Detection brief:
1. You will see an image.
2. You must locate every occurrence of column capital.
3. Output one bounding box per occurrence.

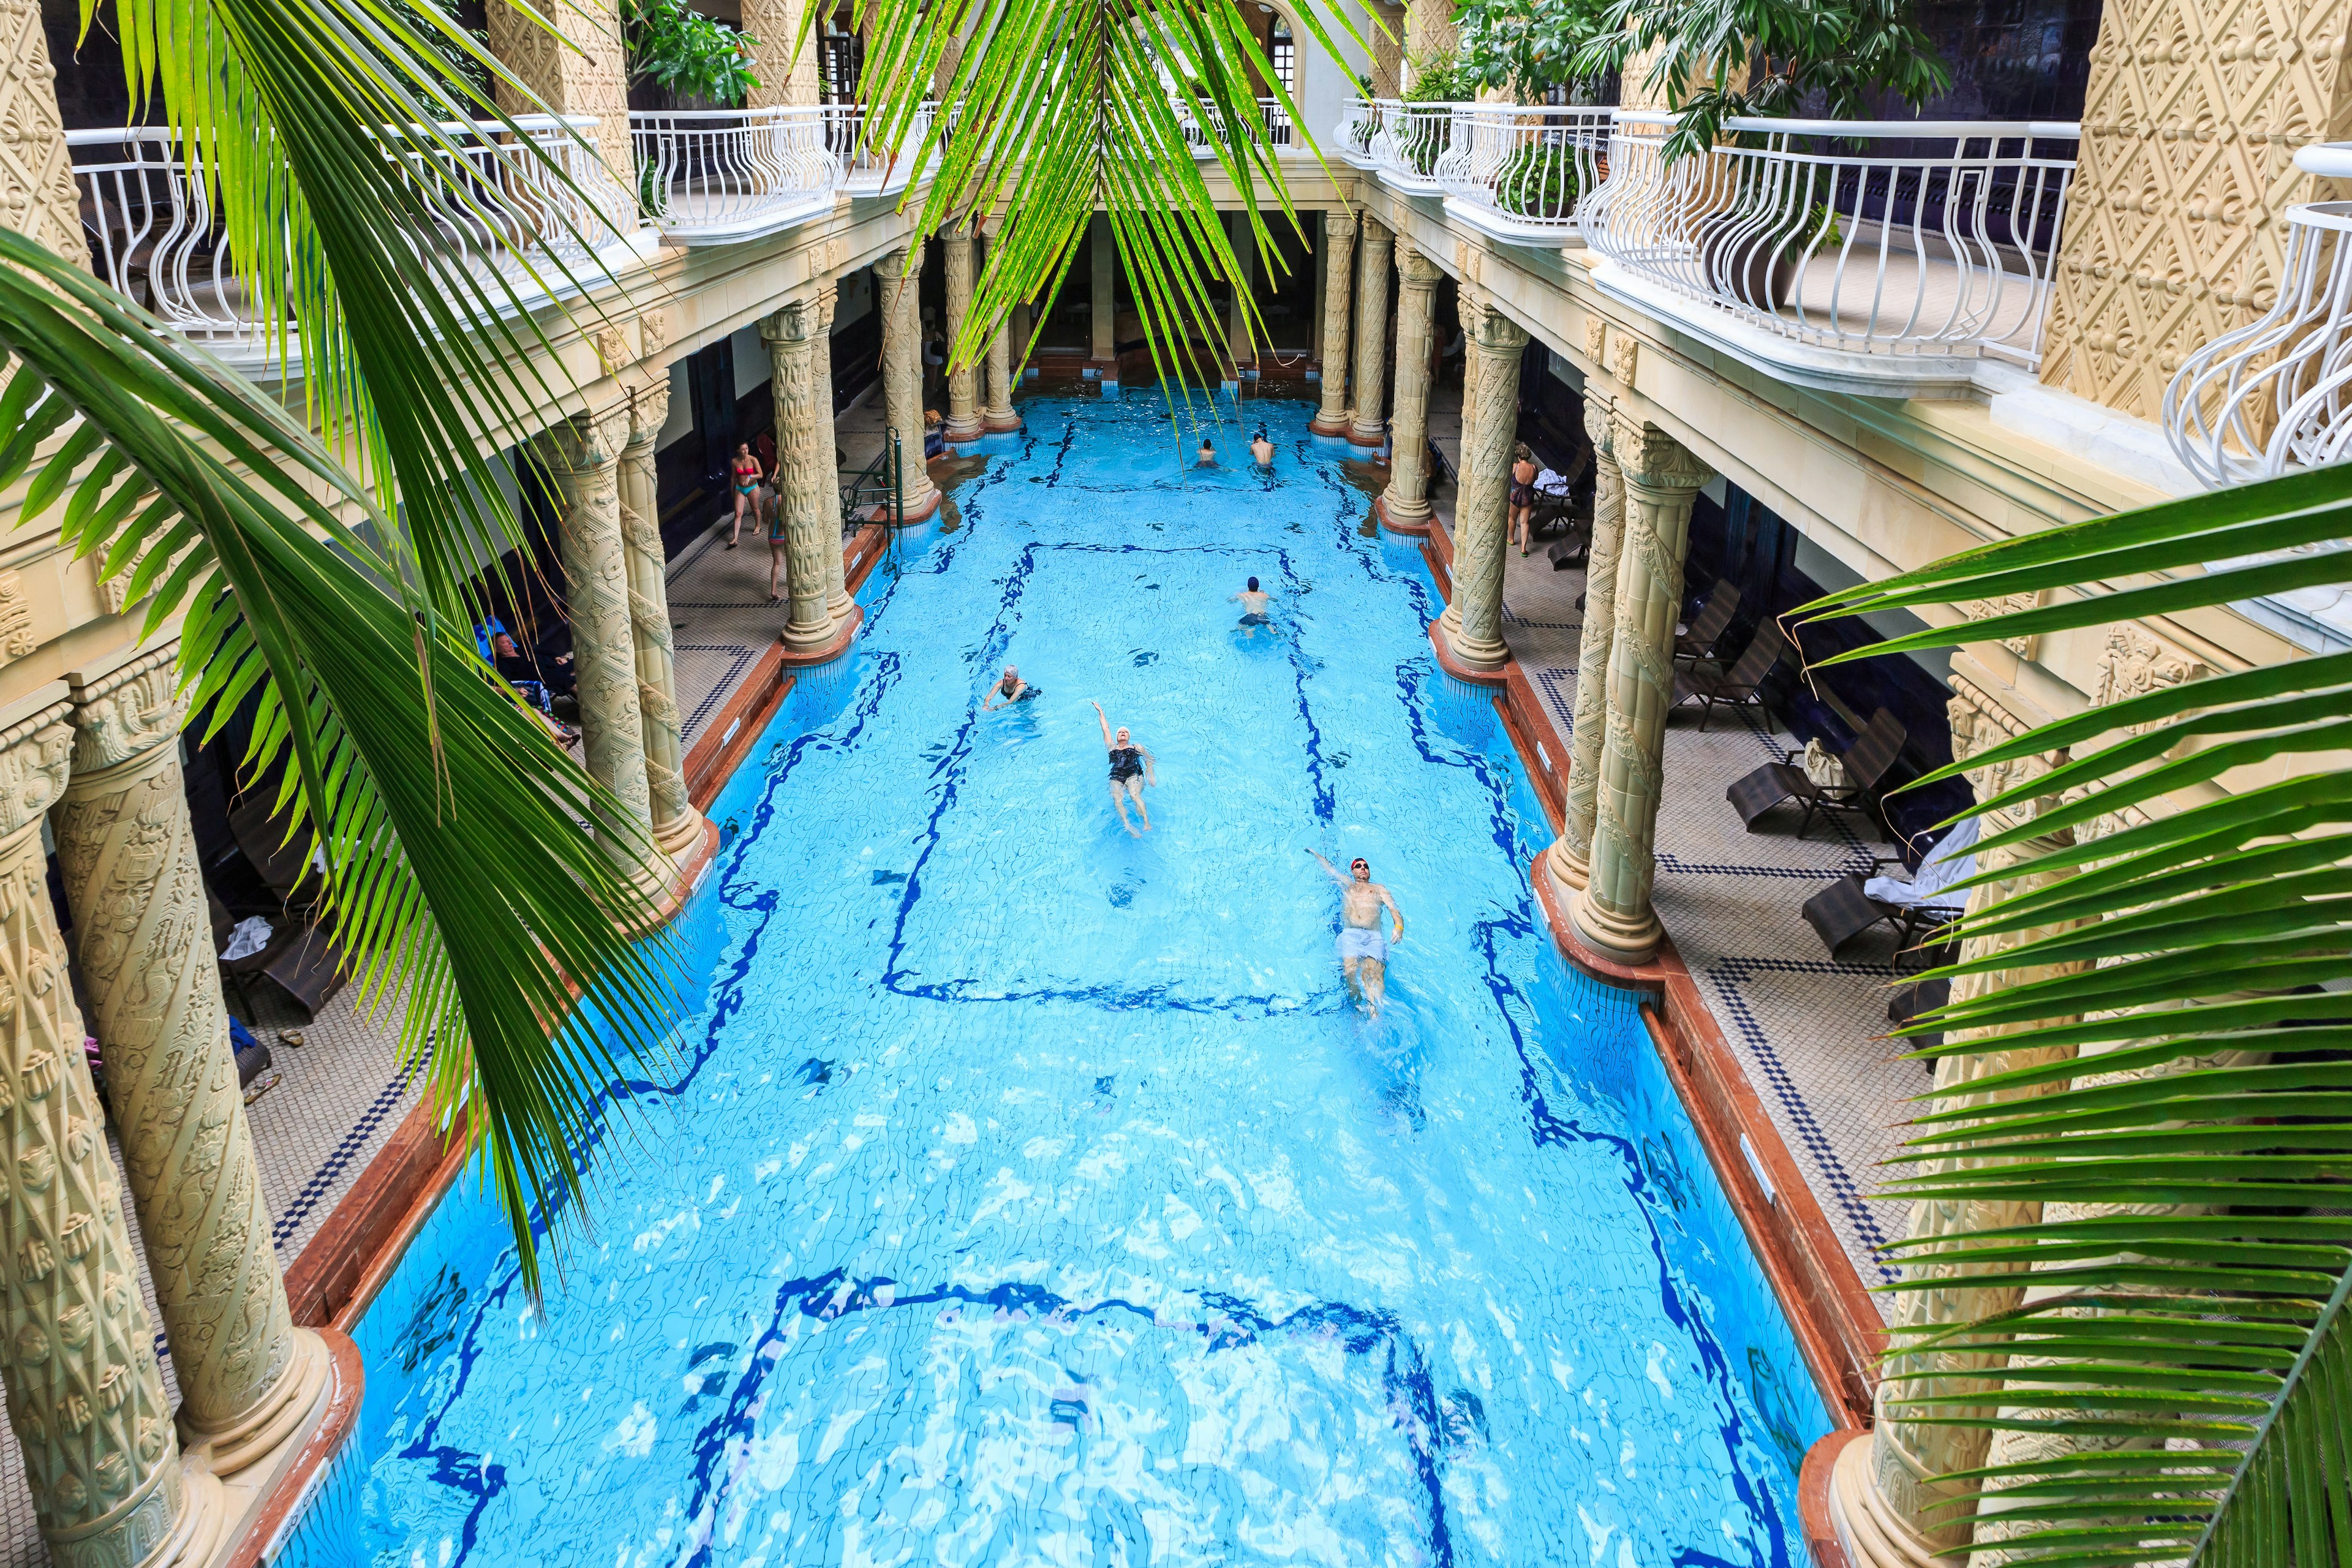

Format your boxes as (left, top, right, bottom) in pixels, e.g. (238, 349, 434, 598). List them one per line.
(1608, 415, 1710, 492)
(0, 701, 74, 840)
(1474, 301, 1529, 354)
(1358, 214, 1392, 247)
(761, 297, 824, 345)
(625, 380, 670, 451)
(815, 279, 839, 328)
(1581, 387, 1616, 458)
(64, 643, 183, 777)
(1396, 241, 1444, 288)
(545, 408, 631, 473)
(1325, 206, 1357, 241)
(880, 244, 924, 280)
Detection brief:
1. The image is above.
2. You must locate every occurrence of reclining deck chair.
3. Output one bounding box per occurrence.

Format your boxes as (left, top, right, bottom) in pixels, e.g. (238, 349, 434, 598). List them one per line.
(1800, 816, 1978, 965)
(1671, 621, 1786, 730)
(1673, 581, 1743, 664)
(1727, 706, 1908, 840)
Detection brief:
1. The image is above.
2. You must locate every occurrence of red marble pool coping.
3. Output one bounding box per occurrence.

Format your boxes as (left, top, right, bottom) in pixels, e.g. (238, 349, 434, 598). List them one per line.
(219, 1329, 364, 1568)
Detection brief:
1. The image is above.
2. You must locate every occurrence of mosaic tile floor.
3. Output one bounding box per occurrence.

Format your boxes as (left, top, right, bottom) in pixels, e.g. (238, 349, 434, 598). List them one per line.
(1425, 476, 1916, 1306)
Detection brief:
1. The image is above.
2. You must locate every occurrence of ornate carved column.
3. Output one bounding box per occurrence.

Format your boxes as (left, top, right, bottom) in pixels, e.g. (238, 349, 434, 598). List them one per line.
(1310, 209, 1357, 436)
(1349, 217, 1395, 447)
(1831, 684, 2090, 1568)
(1226, 211, 1257, 375)
(1568, 417, 1711, 963)
(53, 648, 332, 1480)
(809, 282, 854, 627)
(1457, 293, 1483, 494)
(1546, 388, 1626, 897)
(742, 0, 821, 106)
(0, 0, 92, 269)
(618, 387, 704, 861)
(0, 701, 225, 1567)
(941, 225, 984, 440)
(546, 412, 665, 892)
(879, 246, 941, 523)
(488, 0, 633, 228)
(982, 235, 1021, 432)
(1379, 240, 1442, 531)
(1437, 296, 1527, 673)
(1090, 216, 1116, 366)
(763, 301, 840, 655)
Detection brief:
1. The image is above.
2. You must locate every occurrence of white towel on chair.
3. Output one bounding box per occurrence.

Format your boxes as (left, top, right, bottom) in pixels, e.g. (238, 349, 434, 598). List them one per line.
(1864, 818, 1980, 911)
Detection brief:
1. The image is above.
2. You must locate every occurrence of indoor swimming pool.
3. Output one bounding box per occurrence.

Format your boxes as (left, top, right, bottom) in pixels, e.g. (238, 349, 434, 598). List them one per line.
(308, 396, 1830, 1567)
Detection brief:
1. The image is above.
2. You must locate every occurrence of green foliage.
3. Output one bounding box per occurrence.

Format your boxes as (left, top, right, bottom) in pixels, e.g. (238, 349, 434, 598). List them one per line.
(1401, 52, 1475, 104)
(625, 0, 759, 107)
(804, 0, 1366, 427)
(1574, 0, 1950, 159)
(1801, 462, 2352, 1566)
(64, 0, 677, 1298)
(1494, 140, 1577, 218)
(1456, 0, 1615, 104)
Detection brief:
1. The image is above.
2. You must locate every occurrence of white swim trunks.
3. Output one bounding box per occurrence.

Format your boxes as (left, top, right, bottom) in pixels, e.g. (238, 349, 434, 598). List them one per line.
(1335, 926, 1389, 963)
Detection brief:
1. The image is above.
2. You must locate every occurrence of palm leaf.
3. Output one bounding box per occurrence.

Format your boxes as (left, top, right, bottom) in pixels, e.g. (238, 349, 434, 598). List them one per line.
(813, 0, 1371, 424)
(1799, 462, 2352, 1566)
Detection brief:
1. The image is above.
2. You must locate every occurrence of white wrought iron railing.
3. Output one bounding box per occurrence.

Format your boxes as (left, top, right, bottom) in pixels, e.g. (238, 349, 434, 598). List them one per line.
(1338, 98, 1382, 165)
(2164, 145, 2352, 488)
(823, 100, 937, 194)
(1581, 113, 2078, 366)
(1436, 104, 1613, 238)
(1172, 97, 1297, 154)
(631, 107, 840, 241)
(1368, 99, 1464, 194)
(67, 115, 622, 356)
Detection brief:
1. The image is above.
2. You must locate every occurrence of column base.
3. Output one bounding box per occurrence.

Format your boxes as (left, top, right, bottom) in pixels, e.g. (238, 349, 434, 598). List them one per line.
(1803, 1431, 1871, 1568)
(1308, 413, 1352, 438)
(1430, 619, 1510, 683)
(941, 413, 986, 442)
(652, 802, 709, 865)
(1544, 834, 1590, 897)
(146, 1468, 228, 1568)
(181, 1329, 335, 1481)
(981, 409, 1023, 432)
(1831, 1433, 1948, 1568)
(1568, 884, 1663, 968)
(648, 815, 720, 928)
(1374, 492, 1431, 536)
(873, 486, 942, 527)
(779, 603, 863, 666)
(1347, 423, 1387, 448)
(192, 1330, 358, 1568)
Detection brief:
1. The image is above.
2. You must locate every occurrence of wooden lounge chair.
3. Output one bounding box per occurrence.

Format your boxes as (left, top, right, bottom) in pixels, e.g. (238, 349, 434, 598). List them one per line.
(1672, 621, 1785, 730)
(1726, 706, 1907, 839)
(1673, 581, 1742, 664)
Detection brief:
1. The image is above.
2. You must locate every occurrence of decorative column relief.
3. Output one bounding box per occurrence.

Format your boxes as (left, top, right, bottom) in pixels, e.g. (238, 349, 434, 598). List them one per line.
(1439, 297, 1528, 672)
(2038, 0, 2352, 421)
(1832, 679, 2091, 1568)
(0, 0, 92, 270)
(1089, 217, 1116, 364)
(742, 0, 822, 105)
(1380, 241, 1443, 529)
(619, 386, 703, 859)
(941, 226, 984, 440)
(982, 229, 1021, 431)
(880, 247, 942, 523)
(487, 0, 633, 228)
(1226, 212, 1257, 374)
(810, 282, 855, 627)
(546, 412, 665, 893)
(1547, 390, 1626, 897)
(53, 647, 330, 1479)
(1569, 417, 1712, 964)
(1348, 217, 1395, 447)
(763, 302, 839, 654)
(1311, 209, 1357, 435)
(0, 703, 224, 1568)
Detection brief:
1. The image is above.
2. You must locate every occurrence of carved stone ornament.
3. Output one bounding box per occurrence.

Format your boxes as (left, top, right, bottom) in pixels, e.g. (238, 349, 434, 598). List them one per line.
(639, 308, 670, 358)
(625, 380, 671, 450)
(2095, 623, 2208, 712)
(0, 572, 36, 665)
(1584, 313, 1607, 365)
(1607, 413, 1710, 494)
(1611, 331, 1640, 390)
(592, 323, 633, 373)
(1965, 589, 2051, 660)
(64, 646, 183, 775)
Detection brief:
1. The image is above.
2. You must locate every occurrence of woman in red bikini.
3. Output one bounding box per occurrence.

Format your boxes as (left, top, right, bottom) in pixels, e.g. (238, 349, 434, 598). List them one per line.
(728, 442, 767, 549)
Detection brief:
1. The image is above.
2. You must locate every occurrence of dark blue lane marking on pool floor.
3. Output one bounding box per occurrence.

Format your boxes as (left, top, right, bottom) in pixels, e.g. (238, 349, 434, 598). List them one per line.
(372, 400, 1798, 1568)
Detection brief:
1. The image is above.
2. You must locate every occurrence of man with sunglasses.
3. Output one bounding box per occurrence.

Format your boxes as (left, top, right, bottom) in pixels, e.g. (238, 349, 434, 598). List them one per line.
(1308, 849, 1406, 1016)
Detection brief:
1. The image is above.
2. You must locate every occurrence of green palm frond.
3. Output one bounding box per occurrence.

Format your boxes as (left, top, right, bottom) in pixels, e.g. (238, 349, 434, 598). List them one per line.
(811, 0, 1370, 418)
(1800, 464, 2352, 1567)
(1, 228, 675, 1300)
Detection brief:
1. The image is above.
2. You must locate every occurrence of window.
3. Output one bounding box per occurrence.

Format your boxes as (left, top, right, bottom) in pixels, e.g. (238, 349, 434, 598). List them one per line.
(1270, 19, 1294, 95)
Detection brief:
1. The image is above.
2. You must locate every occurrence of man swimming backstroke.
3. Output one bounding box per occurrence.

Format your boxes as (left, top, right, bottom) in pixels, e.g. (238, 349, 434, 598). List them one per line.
(1309, 850, 1405, 1014)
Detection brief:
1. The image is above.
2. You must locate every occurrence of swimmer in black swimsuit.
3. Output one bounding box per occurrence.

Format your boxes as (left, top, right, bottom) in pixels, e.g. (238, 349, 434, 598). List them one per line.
(1229, 576, 1274, 639)
(1091, 700, 1158, 835)
(981, 663, 1039, 710)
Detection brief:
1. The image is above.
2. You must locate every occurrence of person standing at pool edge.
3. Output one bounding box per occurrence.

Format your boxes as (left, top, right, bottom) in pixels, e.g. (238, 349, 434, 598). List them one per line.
(1092, 701, 1158, 835)
(1310, 850, 1405, 1014)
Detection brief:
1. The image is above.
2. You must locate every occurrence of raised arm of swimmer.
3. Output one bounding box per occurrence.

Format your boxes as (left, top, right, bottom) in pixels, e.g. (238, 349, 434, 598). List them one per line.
(1308, 848, 1349, 888)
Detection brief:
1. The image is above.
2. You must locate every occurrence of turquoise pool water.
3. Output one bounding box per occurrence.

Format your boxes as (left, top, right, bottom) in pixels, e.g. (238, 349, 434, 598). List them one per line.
(313, 395, 1829, 1567)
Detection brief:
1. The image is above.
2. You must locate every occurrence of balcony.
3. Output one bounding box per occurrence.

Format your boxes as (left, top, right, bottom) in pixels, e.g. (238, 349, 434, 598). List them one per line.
(1176, 99, 1299, 156)
(1580, 113, 2079, 398)
(1339, 99, 1613, 244)
(632, 107, 840, 243)
(824, 102, 935, 197)
(67, 116, 639, 366)
(2164, 145, 2352, 489)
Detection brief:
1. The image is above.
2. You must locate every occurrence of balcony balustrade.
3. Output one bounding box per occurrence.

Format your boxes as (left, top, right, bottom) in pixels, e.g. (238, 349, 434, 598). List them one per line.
(824, 102, 936, 195)
(1438, 104, 1612, 243)
(631, 107, 840, 242)
(1580, 113, 2078, 390)
(1175, 98, 1296, 154)
(2164, 145, 2352, 489)
(1338, 98, 1383, 166)
(67, 115, 628, 362)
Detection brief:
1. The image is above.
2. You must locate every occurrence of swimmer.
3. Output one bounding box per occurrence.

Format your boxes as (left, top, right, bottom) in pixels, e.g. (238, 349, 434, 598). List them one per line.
(981, 663, 1039, 710)
(1251, 431, 1275, 469)
(1308, 849, 1405, 1014)
(1091, 701, 1158, 835)
(1197, 438, 1216, 467)
(1229, 576, 1274, 638)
